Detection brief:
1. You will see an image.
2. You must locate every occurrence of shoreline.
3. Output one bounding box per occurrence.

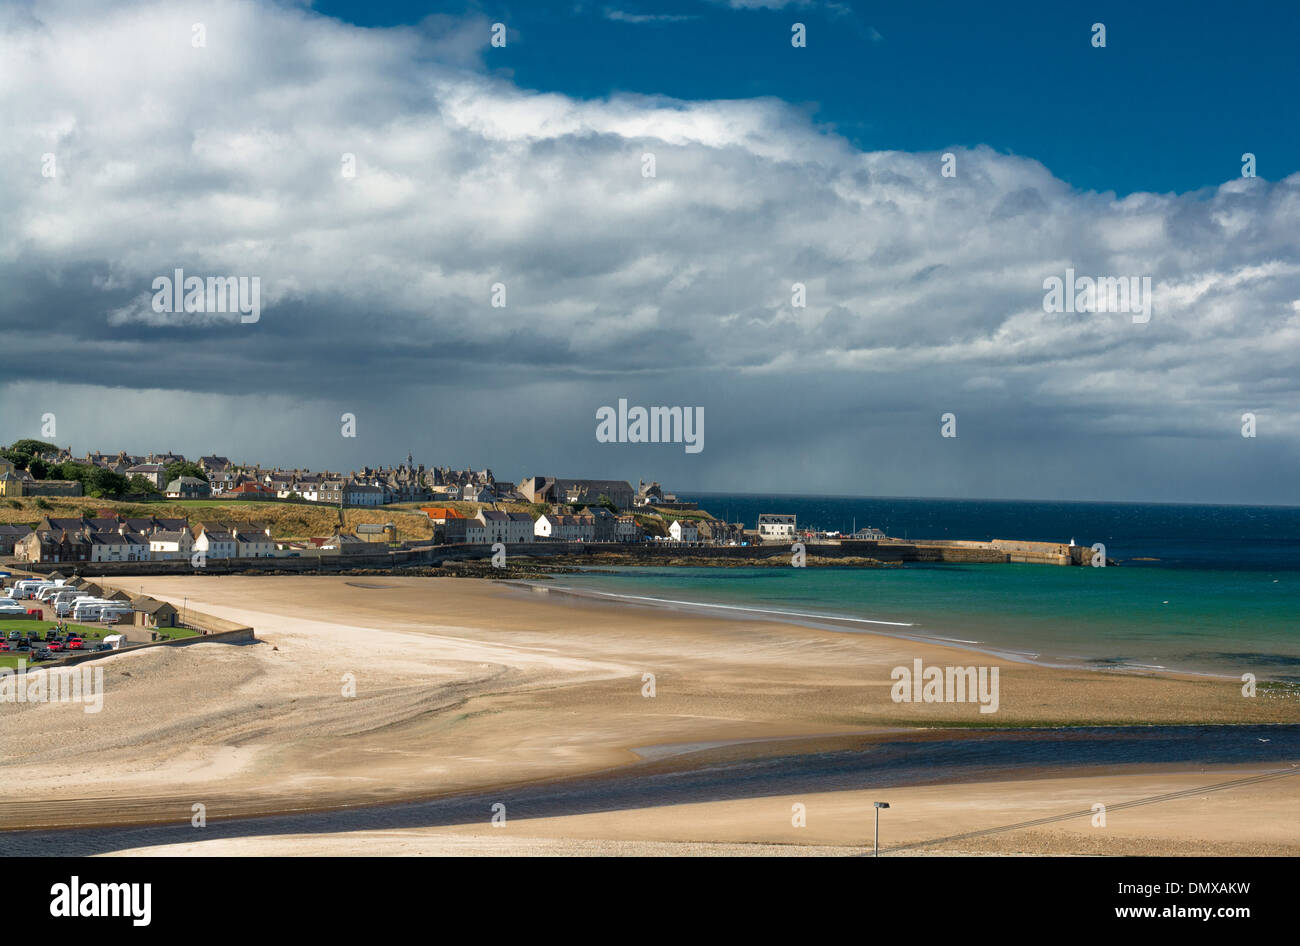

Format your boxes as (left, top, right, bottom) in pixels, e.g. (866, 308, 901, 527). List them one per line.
(513, 578, 1276, 684)
(3, 575, 1297, 853)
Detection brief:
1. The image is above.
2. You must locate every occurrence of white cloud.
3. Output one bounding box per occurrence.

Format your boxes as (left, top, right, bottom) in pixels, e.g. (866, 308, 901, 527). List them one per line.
(1, 0, 1297, 500)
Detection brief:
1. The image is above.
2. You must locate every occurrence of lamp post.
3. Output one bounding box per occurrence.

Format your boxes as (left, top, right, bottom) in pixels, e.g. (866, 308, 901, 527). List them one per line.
(873, 801, 890, 857)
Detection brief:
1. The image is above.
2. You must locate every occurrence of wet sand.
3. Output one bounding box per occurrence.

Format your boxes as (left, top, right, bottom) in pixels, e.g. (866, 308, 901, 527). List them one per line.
(2, 576, 1297, 854)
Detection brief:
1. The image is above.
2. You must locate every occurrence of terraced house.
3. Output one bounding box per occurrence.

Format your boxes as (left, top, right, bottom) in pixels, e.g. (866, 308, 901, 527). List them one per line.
(193, 526, 236, 559)
(476, 509, 535, 544)
(148, 529, 193, 560)
(87, 531, 150, 562)
(16, 530, 91, 564)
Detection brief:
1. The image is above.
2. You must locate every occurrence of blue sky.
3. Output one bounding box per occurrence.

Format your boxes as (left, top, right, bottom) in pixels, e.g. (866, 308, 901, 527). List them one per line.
(315, 0, 1300, 196)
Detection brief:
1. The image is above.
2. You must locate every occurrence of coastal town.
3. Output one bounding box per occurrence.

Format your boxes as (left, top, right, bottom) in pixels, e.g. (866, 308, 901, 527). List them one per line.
(0, 440, 779, 562)
(0, 440, 1097, 570)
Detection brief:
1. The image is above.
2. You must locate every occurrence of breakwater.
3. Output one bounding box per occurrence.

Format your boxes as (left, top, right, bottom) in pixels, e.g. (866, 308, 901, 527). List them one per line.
(2, 536, 1098, 578)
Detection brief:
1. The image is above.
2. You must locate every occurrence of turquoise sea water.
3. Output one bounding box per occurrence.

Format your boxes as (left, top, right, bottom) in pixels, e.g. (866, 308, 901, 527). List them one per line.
(551, 496, 1300, 680)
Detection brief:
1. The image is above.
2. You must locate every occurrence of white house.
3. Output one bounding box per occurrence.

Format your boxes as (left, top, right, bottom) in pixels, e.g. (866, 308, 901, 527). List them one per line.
(615, 515, 641, 543)
(125, 463, 167, 489)
(345, 483, 385, 506)
(87, 531, 151, 562)
(506, 511, 535, 542)
(234, 528, 276, 558)
(669, 520, 699, 543)
(476, 510, 535, 544)
(464, 519, 488, 544)
(193, 528, 236, 559)
(149, 529, 193, 560)
(757, 513, 797, 541)
(534, 513, 560, 540)
(165, 476, 210, 499)
(534, 514, 593, 542)
(454, 483, 489, 502)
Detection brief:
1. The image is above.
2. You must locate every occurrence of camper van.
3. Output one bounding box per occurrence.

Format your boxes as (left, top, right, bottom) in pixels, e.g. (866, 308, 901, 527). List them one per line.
(11, 580, 49, 599)
(71, 600, 115, 622)
(56, 594, 94, 618)
(36, 584, 69, 603)
(73, 599, 131, 624)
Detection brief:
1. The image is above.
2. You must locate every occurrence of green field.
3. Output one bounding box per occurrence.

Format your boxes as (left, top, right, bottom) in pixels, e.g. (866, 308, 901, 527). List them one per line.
(0, 619, 199, 667)
(1, 620, 102, 669)
(0, 619, 102, 637)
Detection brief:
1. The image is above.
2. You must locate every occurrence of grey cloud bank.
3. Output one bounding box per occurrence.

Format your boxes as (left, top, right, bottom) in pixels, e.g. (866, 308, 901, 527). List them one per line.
(1, 0, 1298, 504)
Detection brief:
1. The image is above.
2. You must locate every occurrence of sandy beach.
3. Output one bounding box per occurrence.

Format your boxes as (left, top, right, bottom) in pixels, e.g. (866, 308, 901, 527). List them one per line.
(2, 575, 1297, 855)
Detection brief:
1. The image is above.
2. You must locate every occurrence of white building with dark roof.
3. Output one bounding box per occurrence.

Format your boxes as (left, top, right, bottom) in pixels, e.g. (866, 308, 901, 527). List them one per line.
(757, 514, 797, 541)
(149, 530, 194, 560)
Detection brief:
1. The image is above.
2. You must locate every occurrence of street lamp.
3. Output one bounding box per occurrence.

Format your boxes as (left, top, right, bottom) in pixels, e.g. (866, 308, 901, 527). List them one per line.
(873, 801, 890, 857)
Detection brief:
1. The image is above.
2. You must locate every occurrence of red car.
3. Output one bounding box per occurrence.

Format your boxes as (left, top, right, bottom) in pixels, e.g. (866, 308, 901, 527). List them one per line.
(0, 642, 10, 651)
(67, 637, 84, 650)
(46, 640, 62, 652)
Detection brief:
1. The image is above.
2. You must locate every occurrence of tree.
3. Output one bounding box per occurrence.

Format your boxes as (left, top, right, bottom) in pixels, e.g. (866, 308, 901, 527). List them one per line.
(27, 457, 49, 480)
(1, 439, 58, 470)
(50, 461, 89, 483)
(595, 494, 619, 513)
(47, 462, 129, 499)
(84, 466, 129, 498)
(164, 461, 208, 483)
(127, 474, 161, 495)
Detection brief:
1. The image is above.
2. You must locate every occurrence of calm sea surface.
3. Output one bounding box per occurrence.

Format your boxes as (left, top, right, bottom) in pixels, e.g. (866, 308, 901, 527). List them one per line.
(553, 495, 1300, 680)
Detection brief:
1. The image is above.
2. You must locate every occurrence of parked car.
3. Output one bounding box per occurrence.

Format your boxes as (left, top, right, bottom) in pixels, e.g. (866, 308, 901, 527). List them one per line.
(30, 649, 52, 662)
(15, 641, 30, 652)
(67, 637, 84, 650)
(6, 631, 19, 640)
(93, 643, 114, 652)
(46, 641, 62, 652)
(0, 642, 10, 652)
